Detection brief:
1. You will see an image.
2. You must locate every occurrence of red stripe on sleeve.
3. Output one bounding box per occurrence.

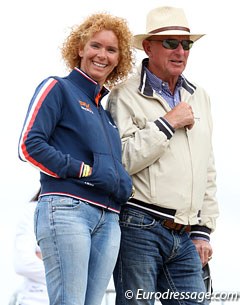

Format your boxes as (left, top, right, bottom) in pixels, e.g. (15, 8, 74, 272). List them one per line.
(21, 79, 59, 177)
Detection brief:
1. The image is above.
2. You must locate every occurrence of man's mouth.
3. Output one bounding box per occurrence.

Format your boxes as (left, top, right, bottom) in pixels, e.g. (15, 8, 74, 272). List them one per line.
(170, 60, 183, 64)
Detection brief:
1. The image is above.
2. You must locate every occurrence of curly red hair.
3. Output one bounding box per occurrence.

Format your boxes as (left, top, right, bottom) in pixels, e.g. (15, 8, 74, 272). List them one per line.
(61, 13, 134, 88)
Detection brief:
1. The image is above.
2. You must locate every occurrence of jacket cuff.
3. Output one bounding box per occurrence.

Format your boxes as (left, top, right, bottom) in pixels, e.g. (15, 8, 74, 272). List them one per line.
(190, 225, 211, 242)
(154, 117, 175, 139)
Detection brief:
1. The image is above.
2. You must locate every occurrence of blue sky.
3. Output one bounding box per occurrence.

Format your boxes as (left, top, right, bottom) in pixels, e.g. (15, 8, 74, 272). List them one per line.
(0, 0, 239, 304)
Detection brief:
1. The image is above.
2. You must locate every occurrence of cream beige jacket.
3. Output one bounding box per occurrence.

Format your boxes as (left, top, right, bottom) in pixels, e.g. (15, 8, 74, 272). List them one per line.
(107, 61, 219, 233)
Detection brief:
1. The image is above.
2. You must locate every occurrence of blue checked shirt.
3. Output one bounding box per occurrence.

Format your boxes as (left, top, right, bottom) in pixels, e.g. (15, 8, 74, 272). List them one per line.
(145, 67, 184, 109)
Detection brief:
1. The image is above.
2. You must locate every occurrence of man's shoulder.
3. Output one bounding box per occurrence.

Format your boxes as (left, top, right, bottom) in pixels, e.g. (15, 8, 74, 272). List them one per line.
(112, 72, 139, 93)
(107, 74, 140, 111)
(181, 76, 209, 100)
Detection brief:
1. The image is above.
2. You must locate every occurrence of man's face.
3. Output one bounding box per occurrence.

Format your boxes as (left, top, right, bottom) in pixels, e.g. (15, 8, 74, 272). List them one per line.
(142, 35, 191, 82)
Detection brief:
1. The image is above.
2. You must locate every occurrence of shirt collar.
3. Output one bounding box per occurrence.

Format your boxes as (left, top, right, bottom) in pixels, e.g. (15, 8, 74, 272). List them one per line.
(144, 65, 184, 95)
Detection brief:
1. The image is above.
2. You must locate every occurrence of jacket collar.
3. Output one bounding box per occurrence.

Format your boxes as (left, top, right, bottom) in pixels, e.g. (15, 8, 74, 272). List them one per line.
(68, 67, 109, 105)
(138, 58, 196, 97)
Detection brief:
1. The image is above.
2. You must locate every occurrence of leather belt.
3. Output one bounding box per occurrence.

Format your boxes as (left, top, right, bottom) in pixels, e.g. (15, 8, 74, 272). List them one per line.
(126, 199, 191, 234)
(161, 219, 191, 233)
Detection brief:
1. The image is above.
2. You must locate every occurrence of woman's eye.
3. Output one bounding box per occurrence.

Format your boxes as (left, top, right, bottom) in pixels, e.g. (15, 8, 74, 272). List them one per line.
(91, 43, 100, 49)
(107, 47, 118, 54)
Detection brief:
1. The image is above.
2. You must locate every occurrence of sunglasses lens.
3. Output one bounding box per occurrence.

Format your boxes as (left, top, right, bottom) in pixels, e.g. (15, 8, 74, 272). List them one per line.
(162, 39, 179, 49)
(182, 40, 194, 50)
(162, 39, 194, 50)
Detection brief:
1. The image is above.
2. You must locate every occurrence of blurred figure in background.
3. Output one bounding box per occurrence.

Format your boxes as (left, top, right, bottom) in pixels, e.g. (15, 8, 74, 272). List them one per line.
(9, 189, 49, 305)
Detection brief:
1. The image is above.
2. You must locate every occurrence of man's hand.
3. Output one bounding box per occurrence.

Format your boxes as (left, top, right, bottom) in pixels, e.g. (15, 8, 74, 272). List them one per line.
(192, 239, 213, 266)
(164, 102, 195, 130)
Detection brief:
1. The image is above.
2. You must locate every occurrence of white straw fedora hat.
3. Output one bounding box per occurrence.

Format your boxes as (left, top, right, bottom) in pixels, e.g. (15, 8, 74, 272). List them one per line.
(134, 6, 205, 50)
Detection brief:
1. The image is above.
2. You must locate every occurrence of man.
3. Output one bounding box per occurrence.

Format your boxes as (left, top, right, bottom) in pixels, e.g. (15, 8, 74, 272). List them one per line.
(107, 6, 219, 305)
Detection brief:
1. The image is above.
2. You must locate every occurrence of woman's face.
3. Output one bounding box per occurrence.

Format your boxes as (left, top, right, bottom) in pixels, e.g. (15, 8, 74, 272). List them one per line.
(79, 30, 119, 86)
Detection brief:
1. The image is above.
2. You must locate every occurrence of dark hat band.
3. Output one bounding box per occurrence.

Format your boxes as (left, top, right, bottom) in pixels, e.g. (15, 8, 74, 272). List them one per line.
(149, 26, 190, 34)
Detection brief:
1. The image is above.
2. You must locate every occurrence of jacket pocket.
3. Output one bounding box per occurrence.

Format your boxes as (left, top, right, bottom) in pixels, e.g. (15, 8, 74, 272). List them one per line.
(81, 152, 118, 194)
(113, 160, 132, 204)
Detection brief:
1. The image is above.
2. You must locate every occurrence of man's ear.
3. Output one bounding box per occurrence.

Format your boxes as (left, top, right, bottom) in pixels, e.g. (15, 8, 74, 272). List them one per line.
(142, 40, 152, 56)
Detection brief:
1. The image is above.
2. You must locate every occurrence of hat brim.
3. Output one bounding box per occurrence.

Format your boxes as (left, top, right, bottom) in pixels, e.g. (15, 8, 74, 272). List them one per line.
(133, 32, 205, 50)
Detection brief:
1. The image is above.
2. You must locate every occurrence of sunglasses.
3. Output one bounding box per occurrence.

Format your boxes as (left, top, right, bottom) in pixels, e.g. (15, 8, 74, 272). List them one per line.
(148, 39, 194, 51)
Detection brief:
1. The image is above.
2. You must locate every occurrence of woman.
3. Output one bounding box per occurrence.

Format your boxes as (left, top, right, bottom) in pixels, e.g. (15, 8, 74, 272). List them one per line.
(18, 12, 134, 305)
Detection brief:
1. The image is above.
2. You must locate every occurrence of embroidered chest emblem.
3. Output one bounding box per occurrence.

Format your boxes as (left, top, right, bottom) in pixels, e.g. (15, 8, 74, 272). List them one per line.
(79, 101, 94, 114)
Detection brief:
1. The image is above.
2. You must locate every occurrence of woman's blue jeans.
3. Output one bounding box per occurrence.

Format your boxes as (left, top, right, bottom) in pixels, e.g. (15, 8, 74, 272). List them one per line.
(114, 206, 208, 305)
(34, 195, 120, 305)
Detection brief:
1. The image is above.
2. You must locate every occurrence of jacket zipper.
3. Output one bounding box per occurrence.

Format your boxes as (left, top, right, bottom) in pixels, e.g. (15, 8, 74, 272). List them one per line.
(98, 106, 119, 206)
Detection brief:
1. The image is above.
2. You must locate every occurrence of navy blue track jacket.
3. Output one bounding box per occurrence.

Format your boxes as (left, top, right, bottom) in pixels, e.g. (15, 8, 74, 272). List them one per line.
(18, 68, 132, 212)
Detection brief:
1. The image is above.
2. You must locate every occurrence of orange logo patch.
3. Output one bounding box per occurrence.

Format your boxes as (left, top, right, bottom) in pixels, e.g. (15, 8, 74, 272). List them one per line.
(79, 101, 93, 114)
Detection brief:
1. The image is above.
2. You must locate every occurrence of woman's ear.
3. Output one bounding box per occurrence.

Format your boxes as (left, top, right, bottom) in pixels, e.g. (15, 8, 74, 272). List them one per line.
(78, 48, 84, 57)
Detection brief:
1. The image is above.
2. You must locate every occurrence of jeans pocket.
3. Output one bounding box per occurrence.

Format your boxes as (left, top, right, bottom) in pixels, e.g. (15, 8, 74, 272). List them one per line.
(120, 208, 155, 228)
(50, 196, 82, 211)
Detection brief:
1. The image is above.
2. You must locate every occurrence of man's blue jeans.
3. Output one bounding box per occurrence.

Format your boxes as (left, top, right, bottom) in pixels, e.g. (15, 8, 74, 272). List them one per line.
(114, 206, 208, 305)
(34, 195, 121, 305)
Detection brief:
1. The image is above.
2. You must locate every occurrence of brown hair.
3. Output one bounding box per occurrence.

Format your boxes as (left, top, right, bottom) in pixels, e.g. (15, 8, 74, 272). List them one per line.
(61, 12, 134, 88)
